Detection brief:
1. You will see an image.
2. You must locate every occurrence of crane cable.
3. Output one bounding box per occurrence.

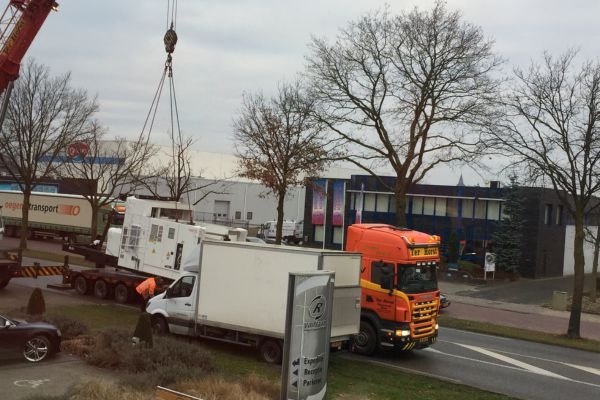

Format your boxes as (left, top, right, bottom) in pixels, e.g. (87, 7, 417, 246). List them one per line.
(139, 0, 192, 221)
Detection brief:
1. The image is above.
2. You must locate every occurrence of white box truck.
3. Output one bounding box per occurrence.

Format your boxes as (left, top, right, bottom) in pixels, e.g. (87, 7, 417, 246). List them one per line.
(146, 240, 361, 363)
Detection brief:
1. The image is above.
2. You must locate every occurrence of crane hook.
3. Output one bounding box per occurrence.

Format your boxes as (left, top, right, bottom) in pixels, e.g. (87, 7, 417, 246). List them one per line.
(164, 23, 178, 54)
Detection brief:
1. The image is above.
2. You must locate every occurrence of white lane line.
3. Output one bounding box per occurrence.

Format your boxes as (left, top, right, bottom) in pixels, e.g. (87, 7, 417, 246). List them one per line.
(455, 343, 568, 380)
(561, 363, 600, 377)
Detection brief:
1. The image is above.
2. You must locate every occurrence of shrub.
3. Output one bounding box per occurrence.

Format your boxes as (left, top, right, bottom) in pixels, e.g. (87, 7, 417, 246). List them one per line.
(457, 260, 480, 273)
(87, 328, 214, 388)
(46, 315, 90, 339)
(26, 287, 46, 316)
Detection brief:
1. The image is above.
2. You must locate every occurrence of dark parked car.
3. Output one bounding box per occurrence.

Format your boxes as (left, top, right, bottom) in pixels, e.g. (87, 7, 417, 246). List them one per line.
(440, 293, 450, 309)
(0, 314, 61, 362)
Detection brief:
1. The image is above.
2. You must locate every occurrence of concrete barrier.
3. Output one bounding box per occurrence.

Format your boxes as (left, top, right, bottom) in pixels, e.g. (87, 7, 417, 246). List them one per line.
(552, 291, 568, 311)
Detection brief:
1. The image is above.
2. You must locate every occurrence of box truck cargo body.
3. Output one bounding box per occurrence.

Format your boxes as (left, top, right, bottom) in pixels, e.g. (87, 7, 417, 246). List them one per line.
(0, 190, 96, 239)
(146, 240, 361, 363)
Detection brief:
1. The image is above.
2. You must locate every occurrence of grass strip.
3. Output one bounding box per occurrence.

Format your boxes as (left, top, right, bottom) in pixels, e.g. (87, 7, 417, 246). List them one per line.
(51, 304, 517, 399)
(439, 315, 600, 353)
(48, 304, 139, 332)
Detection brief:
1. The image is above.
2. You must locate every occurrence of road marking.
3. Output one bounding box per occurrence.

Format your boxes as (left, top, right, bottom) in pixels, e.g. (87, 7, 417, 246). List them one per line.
(14, 379, 50, 388)
(561, 363, 600, 377)
(429, 345, 600, 390)
(455, 343, 568, 379)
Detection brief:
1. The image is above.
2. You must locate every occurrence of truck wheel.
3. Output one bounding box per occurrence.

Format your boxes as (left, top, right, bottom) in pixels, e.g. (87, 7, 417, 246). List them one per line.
(94, 280, 109, 299)
(0, 278, 10, 290)
(259, 339, 282, 364)
(353, 321, 377, 356)
(114, 283, 129, 304)
(74, 276, 88, 295)
(151, 315, 169, 335)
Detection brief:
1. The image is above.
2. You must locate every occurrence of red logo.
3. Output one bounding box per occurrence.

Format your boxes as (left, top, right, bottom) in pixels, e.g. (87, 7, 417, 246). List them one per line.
(67, 142, 89, 158)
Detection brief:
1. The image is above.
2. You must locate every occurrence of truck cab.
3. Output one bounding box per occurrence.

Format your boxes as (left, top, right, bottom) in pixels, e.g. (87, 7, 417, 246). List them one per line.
(345, 224, 441, 355)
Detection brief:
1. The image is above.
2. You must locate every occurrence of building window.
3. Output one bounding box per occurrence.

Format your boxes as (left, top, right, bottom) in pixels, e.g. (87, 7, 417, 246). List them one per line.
(376, 194, 390, 212)
(435, 198, 447, 216)
(462, 199, 474, 218)
(474, 200, 487, 219)
(487, 201, 501, 221)
(447, 199, 458, 217)
(423, 197, 435, 216)
(332, 227, 343, 244)
(314, 225, 325, 242)
(364, 193, 376, 212)
(411, 196, 423, 215)
(247, 211, 253, 220)
(545, 204, 553, 225)
(235, 211, 241, 220)
(556, 206, 563, 225)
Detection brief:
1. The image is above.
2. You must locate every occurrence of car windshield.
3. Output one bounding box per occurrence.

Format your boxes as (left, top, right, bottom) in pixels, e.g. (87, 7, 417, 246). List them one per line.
(397, 264, 438, 293)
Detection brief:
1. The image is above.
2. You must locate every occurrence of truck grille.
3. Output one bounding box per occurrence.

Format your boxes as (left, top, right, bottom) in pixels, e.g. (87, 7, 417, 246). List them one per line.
(410, 299, 438, 338)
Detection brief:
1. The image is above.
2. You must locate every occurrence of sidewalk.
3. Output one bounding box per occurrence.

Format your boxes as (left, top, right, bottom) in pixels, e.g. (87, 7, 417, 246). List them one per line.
(438, 280, 600, 342)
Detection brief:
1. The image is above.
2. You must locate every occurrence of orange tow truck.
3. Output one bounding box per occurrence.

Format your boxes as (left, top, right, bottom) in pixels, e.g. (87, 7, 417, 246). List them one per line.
(346, 224, 441, 355)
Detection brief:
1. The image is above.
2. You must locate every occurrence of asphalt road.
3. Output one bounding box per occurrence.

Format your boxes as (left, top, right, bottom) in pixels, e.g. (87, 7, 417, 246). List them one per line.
(0, 353, 114, 400)
(346, 327, 600, 400)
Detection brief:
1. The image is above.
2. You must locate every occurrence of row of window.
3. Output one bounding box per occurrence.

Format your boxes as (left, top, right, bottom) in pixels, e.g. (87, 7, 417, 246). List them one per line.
(544, 204, 563, 226)
(350, 193, 503, 221)
(234, 211, 253, 220)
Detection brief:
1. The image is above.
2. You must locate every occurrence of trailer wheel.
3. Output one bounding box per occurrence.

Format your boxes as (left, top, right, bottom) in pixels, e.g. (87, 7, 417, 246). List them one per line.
(259, 339, 282, 364)
(0, 278, 10, 290)
(151, 315, 169, 335)
(74, 276, 88, 295)
(114, 283, 130, 304)
(352, 321, 377, 356)
(94, 280, 109, 299)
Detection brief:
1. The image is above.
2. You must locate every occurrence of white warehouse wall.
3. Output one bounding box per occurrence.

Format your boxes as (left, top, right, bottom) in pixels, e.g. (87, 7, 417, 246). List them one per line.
(189, 177, 305, 226)
(562, 225, 598, 275)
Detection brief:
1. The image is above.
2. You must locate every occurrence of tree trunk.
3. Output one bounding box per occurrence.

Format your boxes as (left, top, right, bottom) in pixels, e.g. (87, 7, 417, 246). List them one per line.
(90, 203, 100, 241)
(19, 190, 31, 251)
(275, 191, 286, 245)
(567, 214, 586, 339)
(394, 191, 407, 227)
(591, 226, 599, 301)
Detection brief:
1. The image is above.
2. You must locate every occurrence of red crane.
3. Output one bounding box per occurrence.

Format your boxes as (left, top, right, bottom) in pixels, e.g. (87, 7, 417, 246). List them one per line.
(0, 0, 57, 94)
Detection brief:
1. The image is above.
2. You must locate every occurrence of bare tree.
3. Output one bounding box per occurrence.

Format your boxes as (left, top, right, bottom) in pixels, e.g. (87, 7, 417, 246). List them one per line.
(305, 2, 503, 226)
(234, 80, 335, 244)
(0, 59, 98, 250)
(137, 135, 231, 211)
(485, 50, 600, 338)
(59, 125, 157, 240)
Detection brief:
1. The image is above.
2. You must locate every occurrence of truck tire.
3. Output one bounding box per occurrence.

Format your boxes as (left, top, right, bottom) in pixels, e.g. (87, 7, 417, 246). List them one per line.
(94, 280, 109, 299)
(114, 283, 129, 304)
(151, 315, 169, 335)
(259, 339, 282, 364)
(74, 276, 88, 295)
(0, 278, 10, 290)
(352, 321, 377, 356)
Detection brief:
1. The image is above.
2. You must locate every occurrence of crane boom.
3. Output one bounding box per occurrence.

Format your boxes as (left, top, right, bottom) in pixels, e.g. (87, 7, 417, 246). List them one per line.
(0, 0, 57, 94)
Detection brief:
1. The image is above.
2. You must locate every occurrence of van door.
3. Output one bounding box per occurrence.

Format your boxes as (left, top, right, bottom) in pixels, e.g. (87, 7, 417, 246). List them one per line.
(165, 275, 196, 335)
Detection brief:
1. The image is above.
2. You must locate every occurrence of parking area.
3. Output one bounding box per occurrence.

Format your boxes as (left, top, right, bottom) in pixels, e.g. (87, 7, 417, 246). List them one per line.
(0, 353, 115, 400)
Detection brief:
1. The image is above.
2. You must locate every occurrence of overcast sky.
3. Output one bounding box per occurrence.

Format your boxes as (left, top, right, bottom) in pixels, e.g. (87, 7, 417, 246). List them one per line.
(25, 0, 600, 186)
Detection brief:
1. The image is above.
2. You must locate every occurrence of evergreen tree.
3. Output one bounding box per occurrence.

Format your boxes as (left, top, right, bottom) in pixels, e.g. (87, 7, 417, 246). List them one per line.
(26, 288, 46, 316)
(493, 175, 525, 274)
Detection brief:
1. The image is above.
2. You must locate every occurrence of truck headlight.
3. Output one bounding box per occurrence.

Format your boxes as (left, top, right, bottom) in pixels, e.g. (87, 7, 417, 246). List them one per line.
(395, 329, 410, 337)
